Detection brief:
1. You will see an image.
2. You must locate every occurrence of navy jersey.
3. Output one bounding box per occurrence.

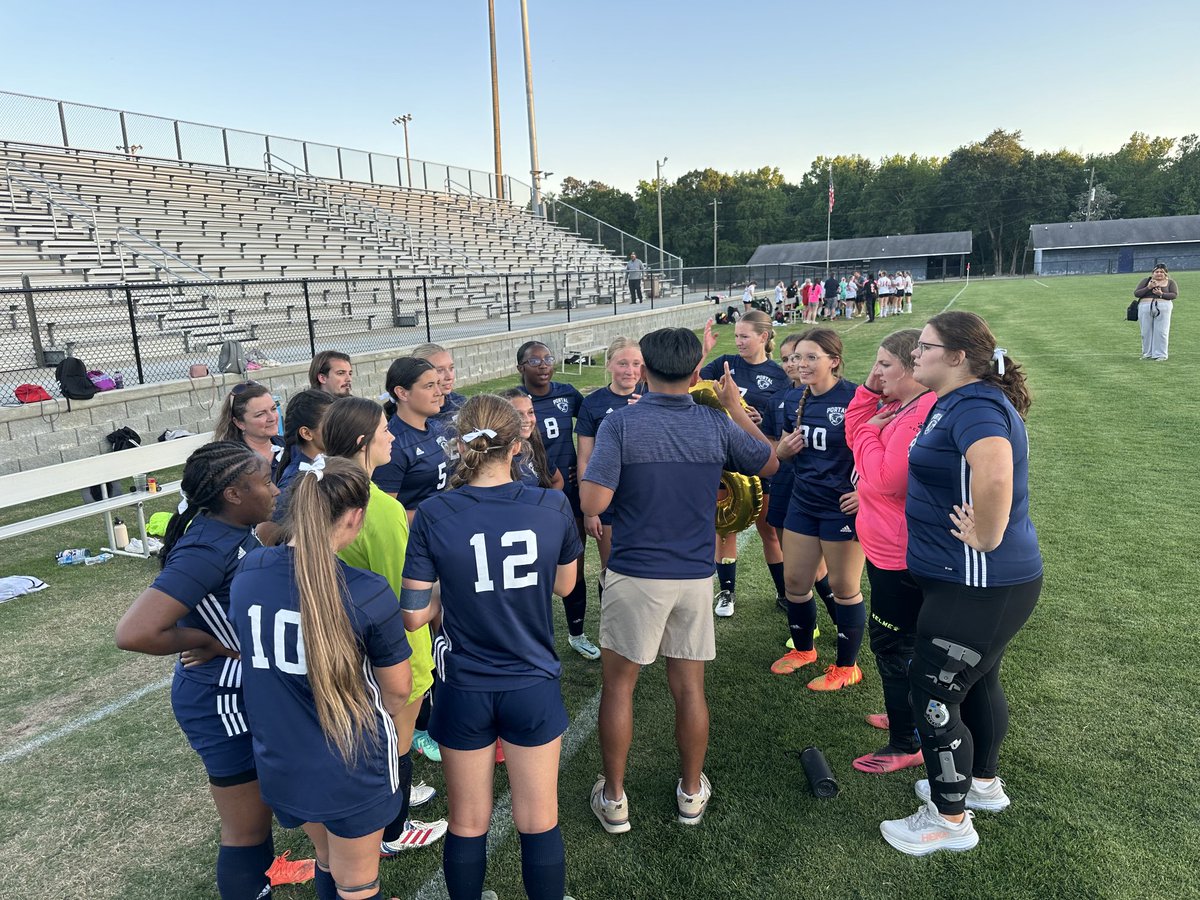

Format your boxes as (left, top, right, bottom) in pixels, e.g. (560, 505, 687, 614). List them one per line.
(230, 545, 412, 821)
(906, 382, 1042, 587)
(272, 448, 314, 523)
(762, 386, 800, 497)
(575, 385, 640, 439)
(404, 481, 583, 691)
(700, 355, 788, 422)
(373, 415, 453, 508)
(786, 378, 858, 517)
(150, 514, 261, 687)
(584, 393, 772, 579)
(433, 390, 467, 427)
(517, 452, 558, 488)
(520, 382, 584, 487)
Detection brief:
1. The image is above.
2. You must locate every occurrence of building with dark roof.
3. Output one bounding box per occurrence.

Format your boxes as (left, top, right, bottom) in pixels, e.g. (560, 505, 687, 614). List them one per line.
(748, 231, 972, 281)
(1029, 215, 1200, 275)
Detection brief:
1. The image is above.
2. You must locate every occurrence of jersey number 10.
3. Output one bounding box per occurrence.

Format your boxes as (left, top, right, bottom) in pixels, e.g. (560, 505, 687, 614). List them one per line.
(246, 605, 307, 674)
(470, 530, 539, 592)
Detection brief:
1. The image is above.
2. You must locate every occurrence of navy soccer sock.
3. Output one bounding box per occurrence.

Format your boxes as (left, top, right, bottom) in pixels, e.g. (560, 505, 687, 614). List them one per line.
(835, 600, 866, 667)
(786, 596, 817, 652)
(382, 751, 413, 843)
(443, 831, 487, 900)
(563, 581, 587, 636)
(216, 837, 273, 900)
(716, 560, 737, 593)
(815, 575, 838, 622)
(314, 863, 337, 900)
(767, 561, 787, 598)
(519, 826, 566, 900)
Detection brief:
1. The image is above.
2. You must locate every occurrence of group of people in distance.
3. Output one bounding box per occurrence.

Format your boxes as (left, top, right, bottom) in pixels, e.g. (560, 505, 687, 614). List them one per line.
(114, 305, 1043, 900)
(766, 270, 914, 325)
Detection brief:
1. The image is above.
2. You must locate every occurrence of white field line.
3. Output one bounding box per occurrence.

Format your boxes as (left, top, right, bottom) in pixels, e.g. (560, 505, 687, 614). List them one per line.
(0, 675, 172, 765)
(1033, 280, 1051, 289)
(941, 275, 970, 312)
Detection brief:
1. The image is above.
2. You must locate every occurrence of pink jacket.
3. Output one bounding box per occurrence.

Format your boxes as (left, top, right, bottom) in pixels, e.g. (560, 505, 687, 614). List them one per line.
(845, 384, 937, 570)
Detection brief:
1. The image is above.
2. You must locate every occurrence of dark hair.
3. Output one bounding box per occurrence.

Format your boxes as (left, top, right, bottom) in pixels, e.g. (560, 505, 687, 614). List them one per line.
(1152, 263, 1168, 273)
(308, 350, 352, 389)
(498, 387, 553, 488)
(322, 396, 386, 461)
(382, 357, 436, 418)
(450, 394, 522, 488)
(162, 441, 263, 569)
(516, 340, 551, 366)
(879, 329, 922, 373)
(926, 311, 1031, 417)
(277, 389, 336, 485)
(640, 327, 702, 382)
(213, 382, 272, 443)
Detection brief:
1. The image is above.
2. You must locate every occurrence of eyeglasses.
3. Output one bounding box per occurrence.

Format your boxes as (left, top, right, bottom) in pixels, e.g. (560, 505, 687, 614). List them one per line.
(915, 342, 945, 354)
(521, 355, 555, 367)
(785, 353, 831, 364)
(229, 380, 261, 395)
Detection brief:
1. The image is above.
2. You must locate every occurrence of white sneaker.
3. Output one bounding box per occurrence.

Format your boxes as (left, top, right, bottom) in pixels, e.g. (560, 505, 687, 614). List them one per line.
(880, 800, 978, 856)
(568, 633, 601, 660)
(915, 776, 1010, 812)
(409, 780, 437, 808)
(714, 590, 735, 617)
(590, 775, 630, 834)
(676, 772, 712, 825)
(379, 818, 448, 855)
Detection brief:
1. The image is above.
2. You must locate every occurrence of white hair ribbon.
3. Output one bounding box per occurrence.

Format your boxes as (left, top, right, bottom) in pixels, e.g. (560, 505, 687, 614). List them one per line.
(992, 347, 1007, 376)
(299, 454, 327, 481)
(461, 428, 498, 443)
(177, 490, 188, 515)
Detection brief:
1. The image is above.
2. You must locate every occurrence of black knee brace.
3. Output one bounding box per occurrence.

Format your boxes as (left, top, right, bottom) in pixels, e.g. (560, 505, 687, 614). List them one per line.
(909, 635, 985, 805)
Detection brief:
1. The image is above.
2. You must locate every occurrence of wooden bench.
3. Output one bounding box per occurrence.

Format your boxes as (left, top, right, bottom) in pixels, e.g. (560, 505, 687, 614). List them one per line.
(0, 432, 213, 559)
(563, 329, 606, 375)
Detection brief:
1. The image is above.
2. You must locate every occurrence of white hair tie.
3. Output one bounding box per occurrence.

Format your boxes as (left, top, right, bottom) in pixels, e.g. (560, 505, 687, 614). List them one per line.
(461, 428, 497, 443)
(992, 347, 1008, 376)
(299, 454, 327, 481)
(177, 490, 188, 515)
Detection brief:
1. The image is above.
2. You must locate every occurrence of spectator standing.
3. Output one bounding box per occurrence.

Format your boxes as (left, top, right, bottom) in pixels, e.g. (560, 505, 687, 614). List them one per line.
(626, 253, 646, 303)
(1133, 264, 1178, 360)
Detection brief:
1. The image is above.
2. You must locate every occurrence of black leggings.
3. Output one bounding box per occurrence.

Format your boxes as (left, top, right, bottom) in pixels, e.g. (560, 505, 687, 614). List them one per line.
(865, 561, 923, 752)
(909, 575, 1041, 815)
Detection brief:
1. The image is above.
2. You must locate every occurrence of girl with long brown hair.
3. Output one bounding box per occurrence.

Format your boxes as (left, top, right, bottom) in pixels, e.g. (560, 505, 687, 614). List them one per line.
(214, 381, 285, 475)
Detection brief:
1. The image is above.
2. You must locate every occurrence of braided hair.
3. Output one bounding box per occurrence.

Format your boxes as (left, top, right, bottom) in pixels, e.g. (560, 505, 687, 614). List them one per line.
(161, 441, 262, 569)
(276, 389, 335, 485)
(450, 394, 522, 489)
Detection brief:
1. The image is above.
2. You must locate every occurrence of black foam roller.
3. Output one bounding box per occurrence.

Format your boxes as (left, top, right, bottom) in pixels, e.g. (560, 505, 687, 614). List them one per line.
(801, 746, 839, 798)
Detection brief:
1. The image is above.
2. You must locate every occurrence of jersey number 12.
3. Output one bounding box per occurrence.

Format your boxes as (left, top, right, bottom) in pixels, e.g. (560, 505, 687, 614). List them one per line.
(470, 530, 539, 591)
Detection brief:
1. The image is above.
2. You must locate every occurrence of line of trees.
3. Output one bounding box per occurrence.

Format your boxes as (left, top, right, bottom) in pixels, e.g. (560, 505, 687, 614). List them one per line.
(553, 129, 1200, 274)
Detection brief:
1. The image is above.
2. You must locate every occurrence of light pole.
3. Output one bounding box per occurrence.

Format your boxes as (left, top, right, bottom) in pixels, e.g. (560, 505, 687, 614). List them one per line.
(656, 156, 668, 270)
(391, 114, 413, 187)
(710, 198, 720, 269)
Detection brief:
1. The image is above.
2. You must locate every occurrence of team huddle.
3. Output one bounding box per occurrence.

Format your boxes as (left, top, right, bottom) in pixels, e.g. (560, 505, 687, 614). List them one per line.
(114, 310, 1042, 899)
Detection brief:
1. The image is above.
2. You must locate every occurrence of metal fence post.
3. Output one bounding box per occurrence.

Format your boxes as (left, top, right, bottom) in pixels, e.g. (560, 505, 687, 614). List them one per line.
(173, 121, 183, 160)
(221, 129, 230, 166)
(119, 112, 129, 154)
(21, 275, 46, 367)
(124, 284, 145, 384)
(504, 275, 512, 332)
(301, 279, 316, 356)
(57, 102, 69, 147)
(421, 277, 432, 342)
(565, 271, 572, 323)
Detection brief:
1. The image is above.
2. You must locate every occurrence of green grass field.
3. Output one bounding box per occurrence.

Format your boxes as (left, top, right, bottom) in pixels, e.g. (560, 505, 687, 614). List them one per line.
(1, 273, 1197, 899)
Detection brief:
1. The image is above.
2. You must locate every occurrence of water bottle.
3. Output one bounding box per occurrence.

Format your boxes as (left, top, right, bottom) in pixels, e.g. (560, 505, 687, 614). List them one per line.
(114, 370, 125, 389)
(113, 518, 129, 549)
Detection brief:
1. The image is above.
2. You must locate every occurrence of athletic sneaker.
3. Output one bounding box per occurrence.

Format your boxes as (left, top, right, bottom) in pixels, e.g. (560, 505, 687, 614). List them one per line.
(412, 729, 442, 763)
(379, 818, 449, 856)
(865, 713, 890, 730)
(714, 590, 735, 617)
(409, 780, 437, 808)
(266, 851, 315, 886)
(495, 739, 505, 764)
(852, 747, 924, 774)
(806, 664, 863, 691)
(568, 633, 601, 660)
(915, 776, 1011, 812)
(880, 800, 978, 856)
(590, 775, 631, 834)
(676, 772, 713, 825)
(771, 647, 818, 675)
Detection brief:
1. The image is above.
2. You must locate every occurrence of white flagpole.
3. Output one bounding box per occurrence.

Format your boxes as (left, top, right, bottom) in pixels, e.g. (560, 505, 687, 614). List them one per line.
(825, 162, 832, 275)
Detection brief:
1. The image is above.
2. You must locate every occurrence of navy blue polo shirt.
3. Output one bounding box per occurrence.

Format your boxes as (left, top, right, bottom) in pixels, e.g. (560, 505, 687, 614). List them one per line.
(583, 392, 771, 580)
(906, 382, 1042, 587)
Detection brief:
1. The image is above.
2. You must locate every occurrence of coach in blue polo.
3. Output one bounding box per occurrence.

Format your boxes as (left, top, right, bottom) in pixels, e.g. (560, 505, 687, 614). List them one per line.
(580, 327, 777, 834)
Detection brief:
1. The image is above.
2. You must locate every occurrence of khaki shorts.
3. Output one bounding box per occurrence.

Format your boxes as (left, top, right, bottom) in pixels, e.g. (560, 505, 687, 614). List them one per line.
(599, 572, 716, 665)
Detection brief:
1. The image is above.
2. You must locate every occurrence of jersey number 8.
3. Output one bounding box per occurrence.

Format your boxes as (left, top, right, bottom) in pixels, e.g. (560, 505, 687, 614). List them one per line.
(470, 530, 539, 592)
(543, 418, 559, 440)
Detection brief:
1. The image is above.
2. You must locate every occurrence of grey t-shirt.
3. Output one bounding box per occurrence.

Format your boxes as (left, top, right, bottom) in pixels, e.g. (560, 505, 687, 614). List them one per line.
(626, 259, 646, 281)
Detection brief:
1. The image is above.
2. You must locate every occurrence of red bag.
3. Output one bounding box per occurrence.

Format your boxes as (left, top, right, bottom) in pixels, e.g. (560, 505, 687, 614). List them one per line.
(15, 384, 52, 403)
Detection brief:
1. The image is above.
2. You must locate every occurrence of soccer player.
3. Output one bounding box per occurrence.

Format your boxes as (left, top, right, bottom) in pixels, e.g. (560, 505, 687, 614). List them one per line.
(230, 456, 414, 900)
(844, 329, 936, 773)
(878, 271, 894, 318)
(699, 311, 787, 618)
(581, 327, 776, 834)
(576, 336, 643, 590)
(321, 397, 448, 854)
(115, 441, 284, 899)
(880, 311, 1041, 855)
(401, 394, 582, 900)
(214, 382, 284, 477)
(499, 388, 564, 491)
(309, 350, 354, 396)
(412, 342, 466, 424)
(373, 357, 451, 520)
(516, 340, 597, 661)
(276, 389, 335, 494)
(771, 328, 867, 692)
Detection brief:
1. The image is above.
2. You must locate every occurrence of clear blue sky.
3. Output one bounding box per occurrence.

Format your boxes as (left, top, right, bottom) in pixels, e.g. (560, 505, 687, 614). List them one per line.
(2, 0, 1196, 193)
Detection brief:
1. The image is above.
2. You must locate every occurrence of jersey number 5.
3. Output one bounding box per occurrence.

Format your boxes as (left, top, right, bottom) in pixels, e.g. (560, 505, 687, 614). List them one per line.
(247, 605, 307, 674)
(469, 530, 539, 592)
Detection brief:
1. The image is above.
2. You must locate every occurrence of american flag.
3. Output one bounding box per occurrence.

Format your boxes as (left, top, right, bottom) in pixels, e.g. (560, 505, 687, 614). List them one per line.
(828, 176, 835, 213)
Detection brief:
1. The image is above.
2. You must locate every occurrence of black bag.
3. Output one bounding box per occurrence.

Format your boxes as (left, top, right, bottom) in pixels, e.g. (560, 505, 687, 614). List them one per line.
(55, 357, 98, 400)
(106, 426, 142, 451)
(1126, 299, 1139, 322)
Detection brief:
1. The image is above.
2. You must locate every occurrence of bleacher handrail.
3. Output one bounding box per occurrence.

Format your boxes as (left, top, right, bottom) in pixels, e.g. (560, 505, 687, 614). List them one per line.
(113, 225, 216, 285)
(4, 160, 104, 262)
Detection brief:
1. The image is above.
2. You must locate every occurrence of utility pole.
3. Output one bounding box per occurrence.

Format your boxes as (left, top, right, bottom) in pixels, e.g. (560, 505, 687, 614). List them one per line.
(656, 156, 668, 270)
(391, 114, 412, 187)
(1086, 165, 1096, 221)
(487, 0, 504, 200)
(710, 198, 720, 269)
(520, 0, 542, 215)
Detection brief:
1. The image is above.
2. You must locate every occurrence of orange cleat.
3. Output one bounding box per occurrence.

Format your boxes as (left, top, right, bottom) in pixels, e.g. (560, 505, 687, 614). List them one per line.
(807, 664, 863, 692)
(495, 739, 505, 764)
(267, 851, 315, 886)
(770, 647, 818, 675)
